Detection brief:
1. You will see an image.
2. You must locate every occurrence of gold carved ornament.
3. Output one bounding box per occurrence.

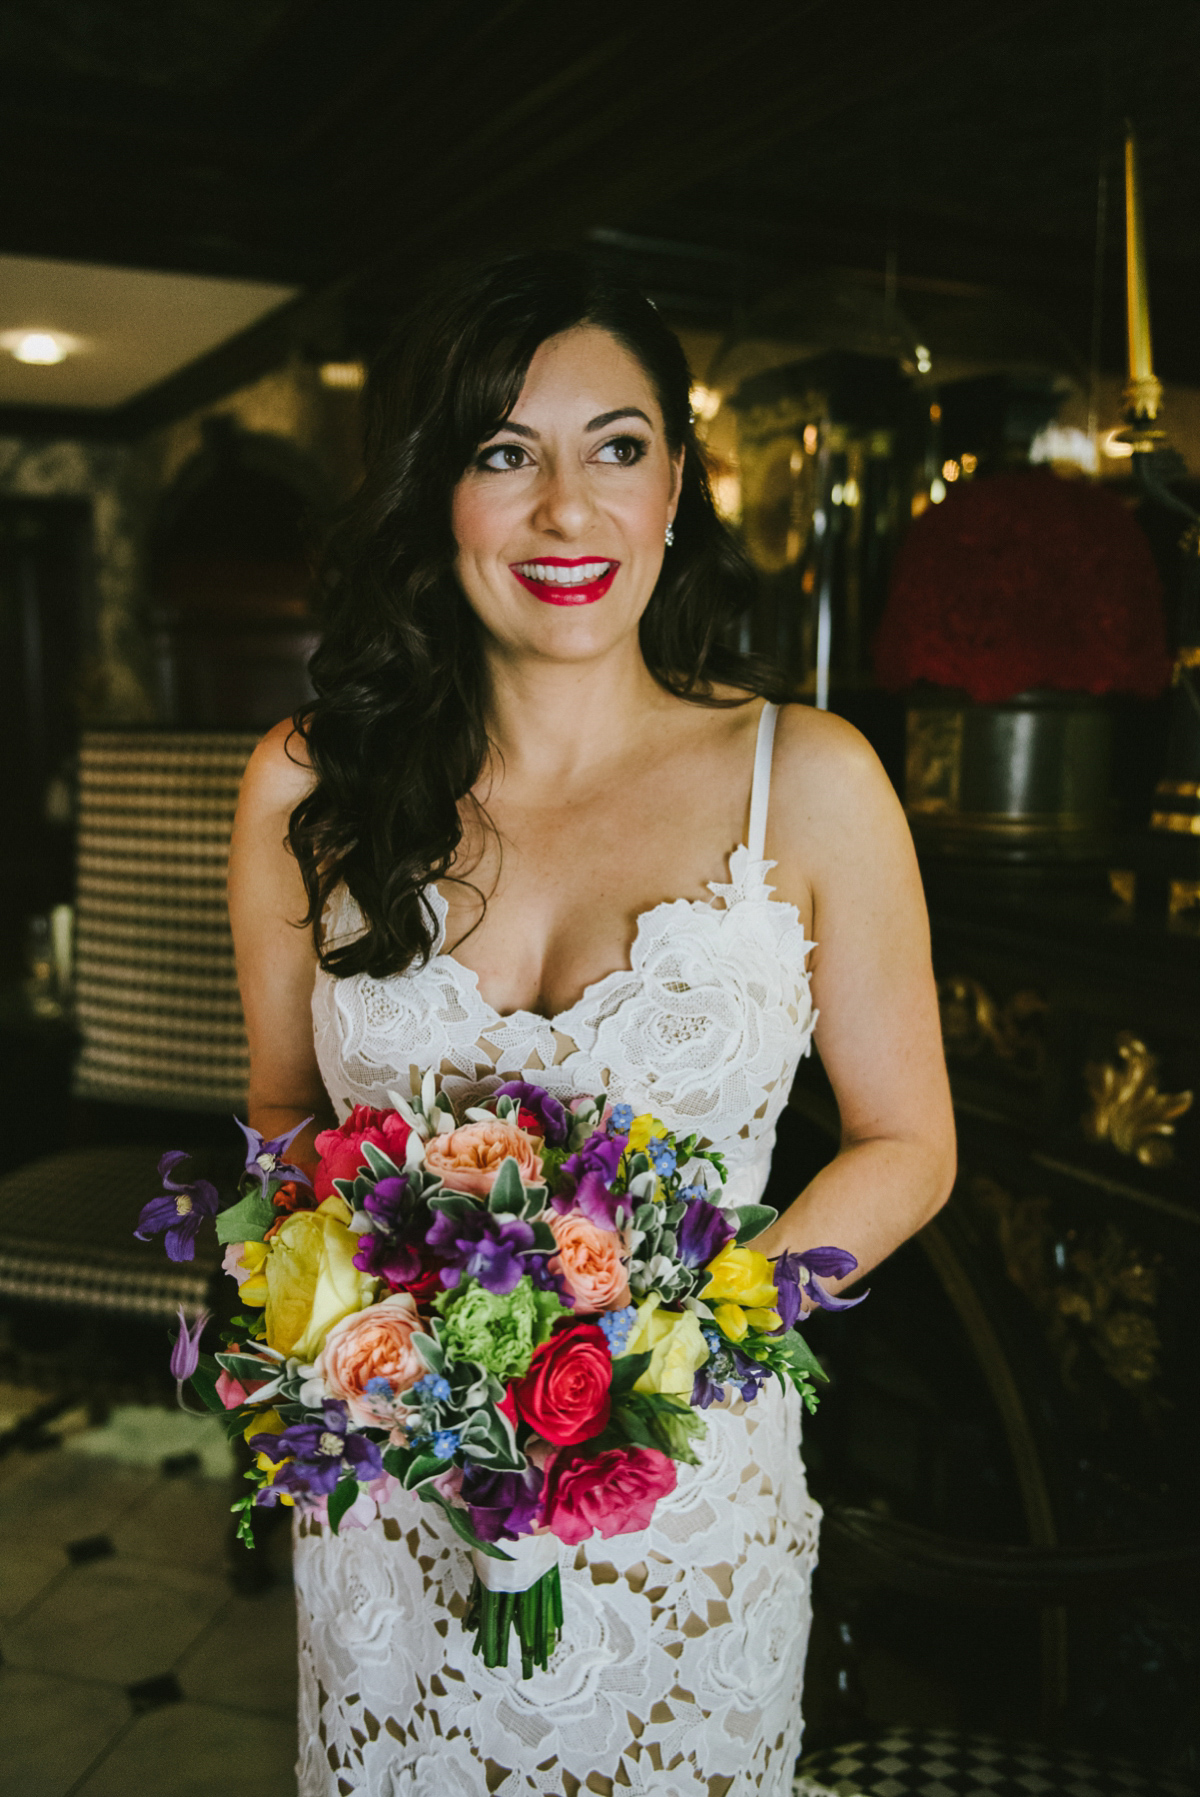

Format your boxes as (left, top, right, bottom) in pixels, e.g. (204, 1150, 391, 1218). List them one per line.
(1082, 1031, 1193, 1168)
(937, 975, 1046, 1068)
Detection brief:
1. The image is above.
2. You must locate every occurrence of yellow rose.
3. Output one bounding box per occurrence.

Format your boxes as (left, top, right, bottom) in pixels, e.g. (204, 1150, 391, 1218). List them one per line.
(264, 1195, 378, 1361)
(623, 1293, 710, 1395)
(626, 1113, 667, 1154)
(700, 1244, 779, 1311)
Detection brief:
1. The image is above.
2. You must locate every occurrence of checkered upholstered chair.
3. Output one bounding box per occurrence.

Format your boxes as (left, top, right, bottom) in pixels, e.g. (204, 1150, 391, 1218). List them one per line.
(0, 730, 260, 1322)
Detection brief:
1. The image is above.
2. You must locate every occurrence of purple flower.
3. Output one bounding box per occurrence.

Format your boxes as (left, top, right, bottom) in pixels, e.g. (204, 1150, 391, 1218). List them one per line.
(494, 1082, 568, 1147)
(134, 1152, 220, 1262)
(250, 1400, 382, 1501)
(235, 1117, 313, 1196)
(692, 1346, 771, 1410)
(462, 1459, 544, 1542)
(551, 1131, 628, 1229)
(352, 1174, 431, 1287)
(677, 1195, 736, 1267)
(425, 1207, 536, 1295)
(169, 1305, 209, 1387)
(773, 1247, 865, 1328)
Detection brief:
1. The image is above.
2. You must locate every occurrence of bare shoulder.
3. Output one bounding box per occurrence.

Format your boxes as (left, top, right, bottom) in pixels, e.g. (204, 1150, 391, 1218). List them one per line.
(768, 701, 912, 888)
(239, 717, 316, 820)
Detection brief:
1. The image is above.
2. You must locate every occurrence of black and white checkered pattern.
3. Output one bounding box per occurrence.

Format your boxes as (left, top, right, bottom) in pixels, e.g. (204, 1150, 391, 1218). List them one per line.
(795, 1729, 1194, 1797)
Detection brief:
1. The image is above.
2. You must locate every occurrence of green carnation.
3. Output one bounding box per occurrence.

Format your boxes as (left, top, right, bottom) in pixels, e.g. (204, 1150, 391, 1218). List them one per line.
(436, 1276, 566, 1382)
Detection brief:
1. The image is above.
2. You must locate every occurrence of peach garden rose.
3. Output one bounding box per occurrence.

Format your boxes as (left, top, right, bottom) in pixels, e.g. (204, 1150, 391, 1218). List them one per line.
(314, 1292, 427, 1427)
(548, 1212, 630, 1313)
(423, 1119, 543, 1197)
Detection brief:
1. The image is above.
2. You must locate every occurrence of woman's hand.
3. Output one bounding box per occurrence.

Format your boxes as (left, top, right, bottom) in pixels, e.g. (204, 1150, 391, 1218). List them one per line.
(753, 706, 956, 1288)
(227, 719, 333, 1166)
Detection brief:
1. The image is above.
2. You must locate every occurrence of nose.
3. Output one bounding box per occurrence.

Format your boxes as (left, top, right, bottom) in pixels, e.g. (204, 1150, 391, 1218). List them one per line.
(528, 454, 596, 540)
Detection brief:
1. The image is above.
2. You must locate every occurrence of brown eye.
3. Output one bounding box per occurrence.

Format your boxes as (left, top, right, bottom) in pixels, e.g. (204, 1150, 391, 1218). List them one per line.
(596, 435, 648, 466)
(478, 443, 531, 471)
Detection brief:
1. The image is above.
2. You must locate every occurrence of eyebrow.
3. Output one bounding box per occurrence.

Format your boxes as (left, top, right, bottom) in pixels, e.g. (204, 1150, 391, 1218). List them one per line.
(484, 405, 654, 443)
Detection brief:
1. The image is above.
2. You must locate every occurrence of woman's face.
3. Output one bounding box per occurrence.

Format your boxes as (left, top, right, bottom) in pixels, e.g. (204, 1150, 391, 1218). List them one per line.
(451, 325, 683, 666)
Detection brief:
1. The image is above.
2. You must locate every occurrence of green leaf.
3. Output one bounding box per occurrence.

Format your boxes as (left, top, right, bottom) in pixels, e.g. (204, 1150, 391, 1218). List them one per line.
(733, 1204, 777, 1244)
(359, 1141, 404, 1182)
(609, 1350, 652, 1399)
(427, 1194, 477, 1221)
(402, 1451, 452, 1490)
(417, 1485, 514, 1559)
(326, 1475, 361, 1536)
(215, 1190, 276, 1245)
(487, 1157, 525, 1216)
(188, 1362, 226, 1415)
(616, 1392, 707, 1464)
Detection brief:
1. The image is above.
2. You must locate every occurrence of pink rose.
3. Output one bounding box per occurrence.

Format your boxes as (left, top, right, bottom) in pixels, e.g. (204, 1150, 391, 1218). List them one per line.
(314, 1293, 426, 1426)
(423, 1119, 543, 1197)
(313, 1105, 413, 1201)
(542, 1443, 677, 1546)
(548, 1213, 630, 1313)
(221, 1242, 253, 1286)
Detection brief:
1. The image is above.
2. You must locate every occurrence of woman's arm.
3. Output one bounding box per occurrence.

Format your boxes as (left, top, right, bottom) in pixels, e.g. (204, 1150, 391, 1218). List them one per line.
(227, 719, 333, 1168)
(754, 707, 956, 1283)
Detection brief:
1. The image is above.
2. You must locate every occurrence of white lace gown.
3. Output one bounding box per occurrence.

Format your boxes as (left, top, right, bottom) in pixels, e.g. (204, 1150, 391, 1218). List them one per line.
(299, 702, 822, 1797)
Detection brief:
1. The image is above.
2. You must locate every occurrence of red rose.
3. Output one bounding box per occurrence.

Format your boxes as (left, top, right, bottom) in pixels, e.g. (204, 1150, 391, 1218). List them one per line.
(313, 1105, 412, 1200)
(396, 1264, 445, 1306)
(512, 1324, 612, 1446)
(543, 1443, 677, 1546)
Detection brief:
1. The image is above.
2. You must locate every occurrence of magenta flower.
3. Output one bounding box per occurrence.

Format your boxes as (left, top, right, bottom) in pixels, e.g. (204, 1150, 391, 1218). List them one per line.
(677, 1194, 736, 1267)
(551, 1131, 628, 1229)
(773, 1247, 865, 1328)
(494, 1081, 568, 1147)
(462, 1460, 544, 1542)
(425, 1207, 536, 1295)
(235, 1117, 313, 1196)
(134, 1152, 220, 1262)
(169, 1305, 209, 1391)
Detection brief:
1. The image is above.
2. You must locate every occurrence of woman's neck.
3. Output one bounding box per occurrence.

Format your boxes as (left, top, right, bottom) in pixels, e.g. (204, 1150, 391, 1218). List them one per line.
(479, 636, 667, 792)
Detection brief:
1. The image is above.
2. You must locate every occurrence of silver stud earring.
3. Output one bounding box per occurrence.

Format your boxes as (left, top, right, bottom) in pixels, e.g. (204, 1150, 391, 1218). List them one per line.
(665, 522, 675, 547)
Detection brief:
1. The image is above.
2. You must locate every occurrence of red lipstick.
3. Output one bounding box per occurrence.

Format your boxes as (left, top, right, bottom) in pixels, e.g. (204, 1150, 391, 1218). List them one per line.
(509, 556, 619, 606)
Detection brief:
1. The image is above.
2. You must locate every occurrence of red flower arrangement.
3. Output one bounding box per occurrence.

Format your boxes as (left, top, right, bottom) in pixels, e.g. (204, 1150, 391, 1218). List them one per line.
(873, 471, 1172, 704)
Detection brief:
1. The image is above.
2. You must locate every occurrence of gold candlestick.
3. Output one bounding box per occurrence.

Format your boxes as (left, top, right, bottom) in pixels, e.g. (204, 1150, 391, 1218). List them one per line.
(1124, 126, 1163, 427)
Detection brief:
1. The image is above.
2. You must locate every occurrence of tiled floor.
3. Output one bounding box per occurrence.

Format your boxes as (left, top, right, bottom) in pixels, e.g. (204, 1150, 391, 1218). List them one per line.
(0, 1407, 298, 1796)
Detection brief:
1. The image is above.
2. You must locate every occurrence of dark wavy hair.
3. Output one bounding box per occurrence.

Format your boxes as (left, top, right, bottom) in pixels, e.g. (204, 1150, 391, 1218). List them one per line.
(290, 252, 786, 979)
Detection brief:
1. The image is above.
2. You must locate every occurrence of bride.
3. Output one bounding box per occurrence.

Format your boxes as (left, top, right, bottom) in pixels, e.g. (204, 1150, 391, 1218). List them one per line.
(228, 256, 955, 1797)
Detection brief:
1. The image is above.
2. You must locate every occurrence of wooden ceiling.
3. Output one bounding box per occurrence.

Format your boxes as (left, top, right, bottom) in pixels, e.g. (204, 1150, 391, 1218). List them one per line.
(3, 0, 1199, 434)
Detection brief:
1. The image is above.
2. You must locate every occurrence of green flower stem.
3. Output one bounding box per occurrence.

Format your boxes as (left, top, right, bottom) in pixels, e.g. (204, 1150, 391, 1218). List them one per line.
(467, 1567, 563, 1677)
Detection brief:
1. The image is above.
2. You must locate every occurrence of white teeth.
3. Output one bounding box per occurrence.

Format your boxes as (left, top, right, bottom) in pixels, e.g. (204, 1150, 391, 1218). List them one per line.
(515, 560, 613, 585)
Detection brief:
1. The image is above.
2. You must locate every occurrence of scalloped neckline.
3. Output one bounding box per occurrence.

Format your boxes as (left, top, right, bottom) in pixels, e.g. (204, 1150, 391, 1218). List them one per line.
(426, 842, 806, 1031)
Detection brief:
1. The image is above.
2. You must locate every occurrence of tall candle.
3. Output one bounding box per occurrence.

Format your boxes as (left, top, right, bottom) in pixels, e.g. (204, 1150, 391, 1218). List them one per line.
(1124, 127, 1161, 418)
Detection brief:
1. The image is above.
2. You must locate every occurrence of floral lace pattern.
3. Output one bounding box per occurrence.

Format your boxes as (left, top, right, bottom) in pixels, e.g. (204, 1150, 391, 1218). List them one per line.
(300, 827, 821, 1794)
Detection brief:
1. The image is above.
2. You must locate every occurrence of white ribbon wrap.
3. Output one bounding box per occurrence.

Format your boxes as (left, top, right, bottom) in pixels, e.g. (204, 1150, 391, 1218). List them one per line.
(471, 1530, 559, 1594)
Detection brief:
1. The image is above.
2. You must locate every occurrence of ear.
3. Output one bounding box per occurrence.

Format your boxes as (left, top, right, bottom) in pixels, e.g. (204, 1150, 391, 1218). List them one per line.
(668, 445, 685, 516)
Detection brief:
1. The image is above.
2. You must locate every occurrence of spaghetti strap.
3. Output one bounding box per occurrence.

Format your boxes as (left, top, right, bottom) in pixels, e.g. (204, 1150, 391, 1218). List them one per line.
(747, 701, 779, 862)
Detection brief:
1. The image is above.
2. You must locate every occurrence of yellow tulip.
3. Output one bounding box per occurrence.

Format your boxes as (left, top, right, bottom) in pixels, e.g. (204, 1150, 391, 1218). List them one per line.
(626, 1113, 667, 1154)
(235, 1239, 270, 1308)
(264, 1195, 378, 1361)
(713, 1301, 749, 1342)
(700, 1244, 779, 1312)
(622, 1293, 710, 1395)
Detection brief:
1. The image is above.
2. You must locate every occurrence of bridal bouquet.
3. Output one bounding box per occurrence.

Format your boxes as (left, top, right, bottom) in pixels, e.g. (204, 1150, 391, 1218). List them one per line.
(137, 1077, 860, 1677)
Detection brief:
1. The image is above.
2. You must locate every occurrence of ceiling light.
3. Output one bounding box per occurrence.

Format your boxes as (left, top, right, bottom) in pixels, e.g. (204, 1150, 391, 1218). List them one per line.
(319, 360, 365, 389)
(1, 328, 80, 365)
(1101, 428, 1134, 460)
(930, 477, 947, 504)
(942, 459, 960, 482)
(915, 344, 932, 373)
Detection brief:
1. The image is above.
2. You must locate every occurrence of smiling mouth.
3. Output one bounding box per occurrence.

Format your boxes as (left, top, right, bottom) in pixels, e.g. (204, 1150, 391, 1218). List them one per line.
(509, 558, 620, 606)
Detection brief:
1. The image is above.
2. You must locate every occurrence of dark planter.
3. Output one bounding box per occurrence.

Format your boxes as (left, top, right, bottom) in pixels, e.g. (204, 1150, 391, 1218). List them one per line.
(905, 689, 1113, 859)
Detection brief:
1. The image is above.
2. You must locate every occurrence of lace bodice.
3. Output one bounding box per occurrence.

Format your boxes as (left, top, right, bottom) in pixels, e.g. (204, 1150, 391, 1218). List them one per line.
(312, 704, 817, 1209)
(297, 703, 823, 1796)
